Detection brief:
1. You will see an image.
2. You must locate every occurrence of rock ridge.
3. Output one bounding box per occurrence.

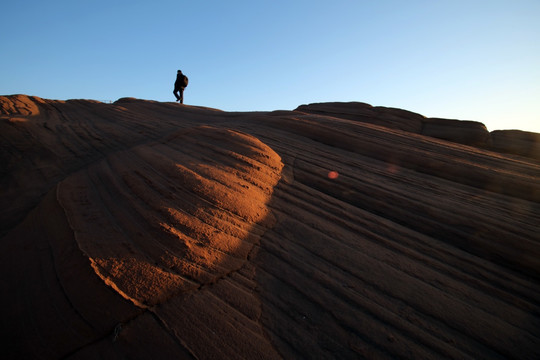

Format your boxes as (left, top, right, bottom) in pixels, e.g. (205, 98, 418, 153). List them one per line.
(296, 101, 540, 160)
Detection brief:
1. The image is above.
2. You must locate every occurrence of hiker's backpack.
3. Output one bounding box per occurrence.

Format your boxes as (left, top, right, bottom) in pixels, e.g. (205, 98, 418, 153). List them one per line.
(183, 75, 189, 87)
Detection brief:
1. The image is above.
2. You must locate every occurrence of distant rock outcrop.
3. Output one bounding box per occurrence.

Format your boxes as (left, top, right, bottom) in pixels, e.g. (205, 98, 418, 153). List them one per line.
(490, 129, 540, 161)
(421, 117, 491, 147)
(296, 101, 424, 133)
(296, 102, 538, 157)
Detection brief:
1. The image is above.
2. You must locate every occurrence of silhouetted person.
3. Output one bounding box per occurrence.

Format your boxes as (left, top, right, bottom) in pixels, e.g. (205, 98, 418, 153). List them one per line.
(174, 70, 188, 104)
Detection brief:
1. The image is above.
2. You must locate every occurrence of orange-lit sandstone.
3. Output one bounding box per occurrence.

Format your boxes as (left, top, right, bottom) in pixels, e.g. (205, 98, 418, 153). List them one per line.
(1, 95, 539, 359)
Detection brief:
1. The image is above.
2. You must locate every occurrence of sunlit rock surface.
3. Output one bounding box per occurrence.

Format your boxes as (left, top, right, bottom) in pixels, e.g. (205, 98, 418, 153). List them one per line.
(1, 95, 539, 359)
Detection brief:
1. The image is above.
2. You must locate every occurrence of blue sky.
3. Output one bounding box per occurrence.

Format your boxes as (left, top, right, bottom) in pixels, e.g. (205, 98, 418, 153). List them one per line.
(2, 0, 539, 132)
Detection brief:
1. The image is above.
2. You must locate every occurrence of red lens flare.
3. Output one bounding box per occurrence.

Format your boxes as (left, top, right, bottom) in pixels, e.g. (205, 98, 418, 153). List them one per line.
(328, 171, 339, 179)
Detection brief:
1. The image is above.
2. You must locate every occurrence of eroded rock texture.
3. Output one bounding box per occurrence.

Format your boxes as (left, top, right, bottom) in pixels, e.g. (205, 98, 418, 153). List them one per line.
(1, 95, 539, 359)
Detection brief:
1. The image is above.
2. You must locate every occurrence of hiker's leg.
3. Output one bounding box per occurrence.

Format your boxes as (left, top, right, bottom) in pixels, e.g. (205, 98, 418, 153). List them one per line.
(179, 88, 184, 104)
(173, 88, 180, 101)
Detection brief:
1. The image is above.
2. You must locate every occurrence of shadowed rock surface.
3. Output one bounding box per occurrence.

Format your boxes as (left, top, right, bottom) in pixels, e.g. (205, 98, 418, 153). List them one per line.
(490, 130, 540, 161)
(296, 101, 540, 154)
(421, 118, 491, 147)
(295, 102, 425, 133)
(1, 95, 539, 359)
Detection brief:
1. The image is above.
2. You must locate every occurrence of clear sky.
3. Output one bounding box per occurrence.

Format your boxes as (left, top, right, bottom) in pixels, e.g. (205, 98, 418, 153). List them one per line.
(2, 0, 539, 133)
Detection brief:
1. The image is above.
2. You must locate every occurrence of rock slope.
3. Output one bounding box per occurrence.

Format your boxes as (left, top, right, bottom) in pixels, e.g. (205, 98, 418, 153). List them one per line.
(296, 101, 540, 157)
(1, 95, 539, 359)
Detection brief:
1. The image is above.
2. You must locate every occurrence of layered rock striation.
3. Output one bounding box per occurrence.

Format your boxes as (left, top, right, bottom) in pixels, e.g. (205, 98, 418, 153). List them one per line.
(296, 101, 540, 160)
(1, 95, 539, 359)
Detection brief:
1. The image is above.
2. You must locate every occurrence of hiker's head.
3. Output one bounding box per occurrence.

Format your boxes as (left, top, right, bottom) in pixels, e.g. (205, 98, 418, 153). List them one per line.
(178, 70, 182, 74)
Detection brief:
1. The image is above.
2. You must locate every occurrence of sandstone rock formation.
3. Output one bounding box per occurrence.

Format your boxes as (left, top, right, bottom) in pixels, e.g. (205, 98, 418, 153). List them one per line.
(491, 129, 540, 161)
(1, 95, 539, 359)
(421, 118, 491, 147)
(296, 101, 425, 133)
(297, 101, 540, 153)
